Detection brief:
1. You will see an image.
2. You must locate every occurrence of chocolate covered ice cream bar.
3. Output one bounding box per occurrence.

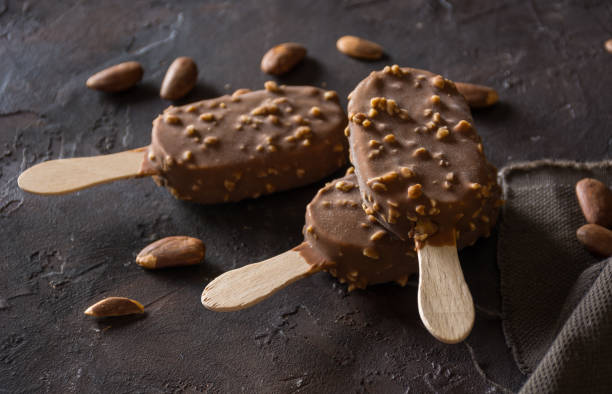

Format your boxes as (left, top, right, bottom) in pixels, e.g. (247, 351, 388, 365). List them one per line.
(297, 169, 488, 291)
(19, 82, 348, 203)
(346, 66, 501, 246)
(345, 66, 502, 342)
(201, 166, 491, 308)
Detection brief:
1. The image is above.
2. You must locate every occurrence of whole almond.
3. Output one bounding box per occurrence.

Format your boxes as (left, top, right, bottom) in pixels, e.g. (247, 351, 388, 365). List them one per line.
(605, 39, 612, 54)
(576, 224, 612, 257)
(576, 178, 612, 228)
(136, 236, 205, 269)
(86, 61, 143, 92)
(261, 42, 307, 75)
(160, 57, 198, 100)
(336, 35, 383, 60)
(455, 82, 499, 108)
(84, 297, 144, 317)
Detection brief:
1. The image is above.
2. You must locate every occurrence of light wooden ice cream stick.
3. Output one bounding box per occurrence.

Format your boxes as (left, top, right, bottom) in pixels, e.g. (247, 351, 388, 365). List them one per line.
(201, 246, 319, 312)
(17, 147, 153, 195)
(202, 240, 474, 344)
(417, 241, 475, 344)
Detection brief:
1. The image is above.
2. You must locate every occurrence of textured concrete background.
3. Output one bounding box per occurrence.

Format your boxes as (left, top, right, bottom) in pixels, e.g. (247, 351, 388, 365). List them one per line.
(1, 0, 610, 392)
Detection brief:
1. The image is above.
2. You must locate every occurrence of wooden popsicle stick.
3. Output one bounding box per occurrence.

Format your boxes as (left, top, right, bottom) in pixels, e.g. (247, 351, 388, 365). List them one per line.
(417, 242, 475, 344)
(201, 246, 318, 312)
(17, 147, 153, 195)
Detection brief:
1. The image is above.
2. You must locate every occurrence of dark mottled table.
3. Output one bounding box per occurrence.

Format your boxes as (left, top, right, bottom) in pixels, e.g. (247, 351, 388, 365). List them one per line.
(1, 0, 610, 392)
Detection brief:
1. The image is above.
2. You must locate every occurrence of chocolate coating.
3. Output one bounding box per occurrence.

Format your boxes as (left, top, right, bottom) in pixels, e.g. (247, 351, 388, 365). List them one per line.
(298, 170, 483, 290)
(141, 84, 348, 204)
(346, 67, 501, 246)
(298, 171, 418, 290)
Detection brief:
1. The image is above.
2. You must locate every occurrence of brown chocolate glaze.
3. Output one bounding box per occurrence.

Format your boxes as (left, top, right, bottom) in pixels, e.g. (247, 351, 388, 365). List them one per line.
(298, 170, 418, 290)
(297, 170, 481, 290)
(140, 82, 347, 204)
(346, 66, 502, 247)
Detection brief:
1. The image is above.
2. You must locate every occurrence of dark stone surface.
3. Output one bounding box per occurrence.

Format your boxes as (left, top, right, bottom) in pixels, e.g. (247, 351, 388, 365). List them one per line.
(0, 0, 610, 392)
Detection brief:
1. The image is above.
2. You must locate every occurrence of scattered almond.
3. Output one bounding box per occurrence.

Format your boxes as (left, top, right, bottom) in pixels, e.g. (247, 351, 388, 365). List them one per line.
(455, 82, 499, 108)
(336, 35, 383, 60)
(86, 61, 143, 92)
(576, 178, 612, 228)
(136, 236, 205, 269)
(261, 42, 307, 75)
(160, 57, 198, 100)
(84, 297, 144, 317)
(605, 39, 612, 54)
(576, 224, 612, 257)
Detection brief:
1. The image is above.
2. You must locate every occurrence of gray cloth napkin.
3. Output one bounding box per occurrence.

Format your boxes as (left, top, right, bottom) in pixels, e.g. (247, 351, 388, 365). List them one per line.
(497, 160, 612, 394)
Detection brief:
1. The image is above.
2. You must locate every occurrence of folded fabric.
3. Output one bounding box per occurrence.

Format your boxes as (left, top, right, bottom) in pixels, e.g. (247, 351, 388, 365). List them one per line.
(497, 160, 612, 393)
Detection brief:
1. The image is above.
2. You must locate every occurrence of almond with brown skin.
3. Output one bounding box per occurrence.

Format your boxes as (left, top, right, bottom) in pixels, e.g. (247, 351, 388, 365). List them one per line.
(84, 297, 144, 317)
(160, 57, 198, 100)
(136, 236, 205, 269)
(576, 178, 612, 228)
(576, 224, 612, 257)
(336, 35, 383, 60)
(86, 61, 143, 92)
(455, 82, 499, 108)
(261, 42, 307, 75)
